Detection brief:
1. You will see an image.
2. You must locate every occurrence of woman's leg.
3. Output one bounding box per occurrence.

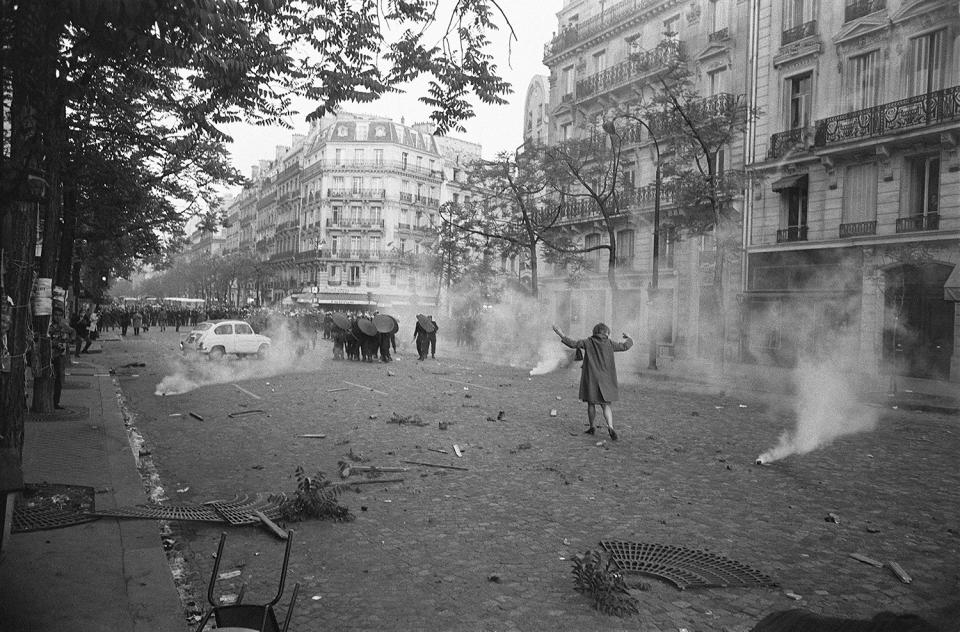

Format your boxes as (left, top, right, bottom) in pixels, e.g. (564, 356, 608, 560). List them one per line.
(601, 403, 617, 440)
(586, 403, 597, 433)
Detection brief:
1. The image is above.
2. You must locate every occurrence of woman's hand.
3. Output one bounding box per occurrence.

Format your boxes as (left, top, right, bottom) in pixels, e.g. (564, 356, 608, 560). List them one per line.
(552, 325, 564, 338)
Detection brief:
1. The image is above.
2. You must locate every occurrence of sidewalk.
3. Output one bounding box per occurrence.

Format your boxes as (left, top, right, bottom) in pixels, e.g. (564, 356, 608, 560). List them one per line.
(0, 336, 186, 632)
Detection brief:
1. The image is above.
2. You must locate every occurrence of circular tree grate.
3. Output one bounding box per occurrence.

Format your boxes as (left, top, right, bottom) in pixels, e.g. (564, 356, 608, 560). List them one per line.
(13, 483, 100, 532)
(89, 503, 223, 522)
(206, 493, 287, 525)
(600, 541, 777, 590)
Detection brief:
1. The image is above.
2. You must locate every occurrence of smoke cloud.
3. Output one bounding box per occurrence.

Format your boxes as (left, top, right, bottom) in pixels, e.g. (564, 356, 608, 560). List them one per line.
(155, 319, 327, 396)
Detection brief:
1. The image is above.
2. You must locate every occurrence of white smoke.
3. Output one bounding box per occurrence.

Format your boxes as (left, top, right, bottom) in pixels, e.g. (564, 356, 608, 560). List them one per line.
(155, 318, 328, 396)
(757, 356, 879, 464)
(529, 338, 576, 375)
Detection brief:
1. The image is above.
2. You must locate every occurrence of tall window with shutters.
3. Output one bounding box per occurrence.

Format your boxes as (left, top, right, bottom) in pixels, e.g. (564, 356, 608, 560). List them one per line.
(787, 72, 812, 129)
(848, 50, 881, 111)
(841, 163, 878, 236)
(907, 30, 944, 97)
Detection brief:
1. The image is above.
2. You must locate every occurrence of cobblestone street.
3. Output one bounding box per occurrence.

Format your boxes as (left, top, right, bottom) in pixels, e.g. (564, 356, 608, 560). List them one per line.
(103, 330, 959, 631)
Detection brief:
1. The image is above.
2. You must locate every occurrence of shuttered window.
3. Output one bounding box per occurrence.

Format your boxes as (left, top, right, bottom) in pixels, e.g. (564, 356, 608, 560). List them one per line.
(908, 30, 944, 96)
(842, 163, 878, 223)
(849, 50, 881, 111)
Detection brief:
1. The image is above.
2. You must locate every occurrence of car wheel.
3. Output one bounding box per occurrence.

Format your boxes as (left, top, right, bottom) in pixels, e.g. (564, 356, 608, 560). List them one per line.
(257, 344, 270, 360)
(209, 347, 225, 361)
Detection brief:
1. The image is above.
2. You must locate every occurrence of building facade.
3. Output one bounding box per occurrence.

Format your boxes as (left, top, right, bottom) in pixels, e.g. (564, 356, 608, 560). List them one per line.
(219, 113, 481, 315)
(744, 0, 960, 384)
(540, 0, 749, 364)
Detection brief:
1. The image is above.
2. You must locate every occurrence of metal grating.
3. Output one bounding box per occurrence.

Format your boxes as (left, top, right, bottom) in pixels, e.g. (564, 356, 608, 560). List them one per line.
(207, 493, 286, 525)
(12, 483, 100, 532)
(600, 541, 777, 590)
(89, 503, 223, 522)
(27, 405, 91, 422)
(88, 494, 286, 525)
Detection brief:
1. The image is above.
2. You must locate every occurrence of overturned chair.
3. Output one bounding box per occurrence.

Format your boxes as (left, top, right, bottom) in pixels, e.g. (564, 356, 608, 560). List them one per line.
(196, 531, 299, 632)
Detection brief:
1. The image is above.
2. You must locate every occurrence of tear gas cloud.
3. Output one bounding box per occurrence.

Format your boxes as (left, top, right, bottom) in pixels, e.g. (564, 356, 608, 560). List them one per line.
(155, 319, 327, 396)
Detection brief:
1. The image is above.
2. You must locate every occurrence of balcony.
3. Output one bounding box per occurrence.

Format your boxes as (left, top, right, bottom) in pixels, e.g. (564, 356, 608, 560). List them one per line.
(327, 280, 342, 286)
(326, 218, 385, 230)
(542, 0, 645, 60)
(839, 220, 877, 238)
(768, 127, 808, 160)
(781, 20, 816, 46)
(896, 213, 939, 233)
(776, 226, 808, 243)
(708, 27, 729, 43)
(577, 41, 683, 101)
(346, 280, 361, 287)
(399, 192, 413, 203)
(814, 85, 960, 147)
(845, 0, 885, 22)
(327, 188, 386, 200)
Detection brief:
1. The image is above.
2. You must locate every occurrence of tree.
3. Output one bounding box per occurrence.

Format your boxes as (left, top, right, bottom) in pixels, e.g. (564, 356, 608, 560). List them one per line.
(539, 128, 635, 316)
(2, 0, 517, 458)
(439, 144, 565, 297)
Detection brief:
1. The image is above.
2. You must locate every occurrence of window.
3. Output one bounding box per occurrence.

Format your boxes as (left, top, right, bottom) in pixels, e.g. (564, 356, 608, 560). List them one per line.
(402, 152, 409, 169)
(903, 155, 940, 217)
(369, 236, 381, 255)
(660, 228, 675, 269)
(563, 65, 575, 96)
(214, 324, 233, 335)
(708, 67, 727, 95)
(348, 266, 361, 285)
(331, 205, 342, 223)
(350, 235, 361, 254)
(352, 176, 362, 193)
(908, 30, 945, 96)
(617, 230, 635, 264)
(374, 149, 384, 165)
(849, 50, 881, 111)
(709, 0, 728, 32)
(593, 50, 606, 74)
(711, 147, 726, 176)
(335, 148, 343, 164)
(416, 156, 423, 170)
(368, 266, 379, 285)
(776, 175, 809, 241)
(371, 177, 382, 192)
(784, 0, 814, 30)
(585, 233, 603, 270)
(560, 123, 571, 141)
(235, 323, 253, 335)
(787, 73, 812, 129)
(350, 205, 362, 223)
(354, 148, 364, 163)
(370, 206, 382, 223)
(842, 163, 878, 223)
(333, 175, 345, 191)
(331, 235, 339, 254)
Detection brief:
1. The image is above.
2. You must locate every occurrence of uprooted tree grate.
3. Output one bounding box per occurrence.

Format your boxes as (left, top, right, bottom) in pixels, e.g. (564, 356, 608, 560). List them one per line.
(270, 466, 353, 523)
(571, 549, 643, 617)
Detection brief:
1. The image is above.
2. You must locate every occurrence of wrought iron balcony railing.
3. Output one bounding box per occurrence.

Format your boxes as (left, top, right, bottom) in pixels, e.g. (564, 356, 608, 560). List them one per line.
(326, 188, 386, 199)
(326, 218, 385, 229)
(781, 20, 817, 46)
(708, 27, 729, 43)
(776, 225, 808, 243)
(577, 41, 683, 100)
(814, 85, 960, 146)
(839, 220, 877, 238)
(845, 0, 885, 22)
(768, 127, 808, 159)
(543, 0, 651, 60)
(896, 213, 939, 233)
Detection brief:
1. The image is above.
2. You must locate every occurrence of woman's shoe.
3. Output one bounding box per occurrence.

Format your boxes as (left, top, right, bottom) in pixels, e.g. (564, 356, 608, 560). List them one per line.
(584, 427, 595, 435)
(608, 428, 618, 441)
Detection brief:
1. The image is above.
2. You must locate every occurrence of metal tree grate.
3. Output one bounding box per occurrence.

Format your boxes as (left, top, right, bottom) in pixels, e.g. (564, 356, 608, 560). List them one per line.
(89, 503, 223, 522)
(13, 483, 100, 532)
(600, 541, 777, 590)
(206, 493, 286, 525)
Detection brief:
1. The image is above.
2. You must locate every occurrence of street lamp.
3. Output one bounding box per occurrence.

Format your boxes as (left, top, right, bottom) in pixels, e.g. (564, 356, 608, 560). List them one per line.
(603, 114, 661, 370)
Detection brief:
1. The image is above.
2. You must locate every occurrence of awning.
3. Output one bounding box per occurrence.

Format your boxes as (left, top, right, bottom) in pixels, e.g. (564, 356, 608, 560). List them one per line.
(770, 173, 807, 192)
(945, 264, 960, 301)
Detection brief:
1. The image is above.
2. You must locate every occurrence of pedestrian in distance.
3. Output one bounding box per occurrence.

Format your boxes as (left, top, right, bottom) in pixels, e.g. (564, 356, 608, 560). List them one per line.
(428, 315, 438, 359)
(552, 322, 632, 441)
(131, 310, 143, 336)
(413, 314, 432, 361)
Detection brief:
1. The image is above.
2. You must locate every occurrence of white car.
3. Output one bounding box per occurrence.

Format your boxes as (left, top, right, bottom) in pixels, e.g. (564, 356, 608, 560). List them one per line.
(180, 320, 271, 359)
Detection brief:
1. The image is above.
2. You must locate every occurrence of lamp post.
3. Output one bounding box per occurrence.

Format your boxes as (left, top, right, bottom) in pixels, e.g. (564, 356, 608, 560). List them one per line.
(604, 114, 661, 370)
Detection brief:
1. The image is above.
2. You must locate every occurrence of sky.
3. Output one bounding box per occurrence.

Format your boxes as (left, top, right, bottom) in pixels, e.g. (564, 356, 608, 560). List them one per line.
(221, 2, 564, 179)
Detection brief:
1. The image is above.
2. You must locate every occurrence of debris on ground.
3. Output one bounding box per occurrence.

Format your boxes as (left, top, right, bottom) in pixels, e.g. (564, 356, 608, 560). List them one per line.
(426, 448, 448, 454)
(571, 550, 641, 617)
(453, 445, 462, 457)
(189, 412, 204, 421)
(549, 409, 558, 417)
(400, 459, 468, 471)
(298, 434, 326, 439)
(825, 513, 841, 524)
(227, 409, 266, 418)
(784, 590, 802, 600)
(438, 421, 449, 430)
(389, 412, 427, 426)
(887, 560, 912, 583)
(849, 553, 883, 567)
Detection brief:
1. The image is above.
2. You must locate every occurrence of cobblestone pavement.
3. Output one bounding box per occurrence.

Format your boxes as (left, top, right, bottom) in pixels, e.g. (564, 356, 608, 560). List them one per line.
(100, 329, 960, 631)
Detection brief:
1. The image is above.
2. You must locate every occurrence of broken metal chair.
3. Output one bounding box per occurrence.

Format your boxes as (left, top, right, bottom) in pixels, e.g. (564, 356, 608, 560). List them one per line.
(195, 530, 299, 632)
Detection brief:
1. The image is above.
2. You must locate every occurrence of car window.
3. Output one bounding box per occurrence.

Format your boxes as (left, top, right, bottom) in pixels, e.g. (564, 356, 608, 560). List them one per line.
(235, 323, 253, 335)
(214, 324, 233, 335)
(195, 322, 214, 331)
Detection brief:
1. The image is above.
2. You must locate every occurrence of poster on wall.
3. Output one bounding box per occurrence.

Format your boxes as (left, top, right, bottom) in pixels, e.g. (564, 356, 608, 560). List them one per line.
(31, 277, 52, 316)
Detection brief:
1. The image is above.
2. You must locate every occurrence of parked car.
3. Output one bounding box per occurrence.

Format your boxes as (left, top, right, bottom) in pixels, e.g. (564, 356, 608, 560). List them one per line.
(180, 320, 271, 359)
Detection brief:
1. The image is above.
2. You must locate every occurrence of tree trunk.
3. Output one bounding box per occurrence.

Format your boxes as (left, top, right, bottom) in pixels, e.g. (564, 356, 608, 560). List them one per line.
(527, 242, 539, 297)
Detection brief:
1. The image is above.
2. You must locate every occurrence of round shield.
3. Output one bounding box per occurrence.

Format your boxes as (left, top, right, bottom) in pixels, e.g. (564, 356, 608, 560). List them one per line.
(390, 316, 399, 335)
(416, 314, 435, 333)
(357, 317, 378, 336)
(331, 312, 351, 330)
(373, 313, 396, 334)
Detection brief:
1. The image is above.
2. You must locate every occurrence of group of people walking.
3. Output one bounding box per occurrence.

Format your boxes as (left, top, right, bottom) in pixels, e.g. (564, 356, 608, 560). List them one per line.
(328, 312, 439, 363)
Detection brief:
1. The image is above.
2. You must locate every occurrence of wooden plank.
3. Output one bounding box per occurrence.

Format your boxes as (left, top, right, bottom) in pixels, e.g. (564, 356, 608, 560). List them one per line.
(297, 434, 326, 438)
(334, 478, 405, 487)
(254, 510, 288, 540)
(400, 460, 468, 471)
(886, 561, 912, 584)
(849, 553, 883, 568)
